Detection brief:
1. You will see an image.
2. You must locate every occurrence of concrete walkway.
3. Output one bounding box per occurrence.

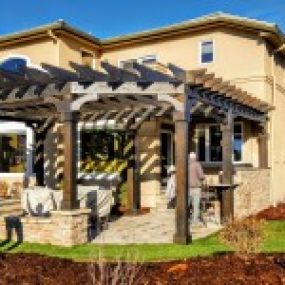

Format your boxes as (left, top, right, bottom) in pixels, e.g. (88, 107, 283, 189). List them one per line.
(92, 210, 222, 244)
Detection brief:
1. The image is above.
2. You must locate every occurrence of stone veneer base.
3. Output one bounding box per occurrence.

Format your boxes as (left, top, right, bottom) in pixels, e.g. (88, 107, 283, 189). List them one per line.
(0, 208, 91, 247)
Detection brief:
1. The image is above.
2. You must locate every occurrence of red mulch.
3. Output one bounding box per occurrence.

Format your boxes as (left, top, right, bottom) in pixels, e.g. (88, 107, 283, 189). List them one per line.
(0, 253, 284, 285)
(116, 206, 150, 216)
(255, 203, 285, 221)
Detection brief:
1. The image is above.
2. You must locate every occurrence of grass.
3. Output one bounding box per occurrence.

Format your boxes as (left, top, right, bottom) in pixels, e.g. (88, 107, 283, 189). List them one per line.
(0, 221, 284, 262)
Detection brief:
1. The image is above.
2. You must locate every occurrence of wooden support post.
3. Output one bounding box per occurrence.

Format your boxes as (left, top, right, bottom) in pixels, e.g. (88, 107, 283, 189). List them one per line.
(61, 111, 80, 210)
(258, 126, 268, 169)
(173, 111, 191, 244)
(221, 110, 234, 222)
(127, 131, 140, 213)
(34, 128, 46, 186)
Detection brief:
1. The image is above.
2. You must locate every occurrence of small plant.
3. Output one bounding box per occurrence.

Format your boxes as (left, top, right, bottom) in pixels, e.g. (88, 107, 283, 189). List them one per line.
(219, 217, 266, 257)
(88, 248, 144, 285)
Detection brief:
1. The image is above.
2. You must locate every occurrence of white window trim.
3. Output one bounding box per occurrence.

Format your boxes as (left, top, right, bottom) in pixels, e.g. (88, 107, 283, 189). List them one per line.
(0, 54, 47, 72)
(195, 122, 244, 163)
(118, 54, 158, 68)
(199, 40, 215, 65)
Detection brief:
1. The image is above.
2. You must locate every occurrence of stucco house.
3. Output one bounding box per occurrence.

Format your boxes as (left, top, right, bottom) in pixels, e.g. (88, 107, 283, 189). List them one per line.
(0, 12, 284, 226)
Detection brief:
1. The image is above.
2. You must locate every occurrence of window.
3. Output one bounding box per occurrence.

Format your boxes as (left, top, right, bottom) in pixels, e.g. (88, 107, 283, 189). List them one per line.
(119, 59, 137, 69)
(195, 123, 243, 162)
(233, 124, 243, 162)
(200, 40, 214, 64)
(119, 55, 157, 69)
(138, 55, 157, 65)
(81, 50, 94, 68)
(0, 132, 26, 173)
(0, 57, 27, 75)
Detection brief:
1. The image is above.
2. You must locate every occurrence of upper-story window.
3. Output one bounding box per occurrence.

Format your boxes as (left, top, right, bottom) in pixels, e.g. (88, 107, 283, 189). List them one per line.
(119, 58, 137, 69)
(200, 40, 214, 64)
(0, 57, 27, 75)
(119, 55, 157, 69)
(138, 55, 157, 65)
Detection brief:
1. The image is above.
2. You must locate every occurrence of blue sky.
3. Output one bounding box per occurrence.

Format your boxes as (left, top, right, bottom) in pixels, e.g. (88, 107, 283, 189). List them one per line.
(0, 0, 285, 39)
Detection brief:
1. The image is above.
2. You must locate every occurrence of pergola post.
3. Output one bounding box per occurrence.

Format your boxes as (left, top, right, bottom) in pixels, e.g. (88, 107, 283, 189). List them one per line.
(61, 111, 80, 210)
(173, 110, 191, 244)
(127, 130, 140, 213)
(258, 125, 269, 169)
(221, 110, 234, 221)
(34, 126, 46, 186)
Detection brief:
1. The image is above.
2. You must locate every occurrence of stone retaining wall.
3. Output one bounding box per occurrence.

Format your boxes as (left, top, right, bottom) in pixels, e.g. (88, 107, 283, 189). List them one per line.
(234, 168, 271, 218)
(0, 209, 90, 247)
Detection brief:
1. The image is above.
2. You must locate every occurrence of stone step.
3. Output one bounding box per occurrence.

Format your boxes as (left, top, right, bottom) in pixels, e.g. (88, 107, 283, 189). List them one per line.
(0, 199, 21, 207)
(0, 199, 22, 216)
(150, 207, 175, 213)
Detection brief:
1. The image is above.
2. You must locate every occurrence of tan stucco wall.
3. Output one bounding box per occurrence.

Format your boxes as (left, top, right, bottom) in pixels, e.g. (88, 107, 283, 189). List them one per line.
(102, 27, 268, 100)
(0, 38, 59, 66)
(263, 47, 285, 204)
(57, 35, 100, 70)
(138, 120, 161, 208)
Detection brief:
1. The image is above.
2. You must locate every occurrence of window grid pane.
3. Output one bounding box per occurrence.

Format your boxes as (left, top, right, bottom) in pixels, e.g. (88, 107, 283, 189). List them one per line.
(201, 41, 213, 63)
(196, 123, 243, 163)
(0, 133, 26, 173)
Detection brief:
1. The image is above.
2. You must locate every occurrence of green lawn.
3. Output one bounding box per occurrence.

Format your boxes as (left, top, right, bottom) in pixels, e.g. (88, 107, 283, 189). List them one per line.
(0, 221, 284, 262)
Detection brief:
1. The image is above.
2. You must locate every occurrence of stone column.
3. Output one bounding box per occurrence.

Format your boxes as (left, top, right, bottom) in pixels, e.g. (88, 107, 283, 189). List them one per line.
(173, 111, 191, 244)
(61, 111, 80, 210)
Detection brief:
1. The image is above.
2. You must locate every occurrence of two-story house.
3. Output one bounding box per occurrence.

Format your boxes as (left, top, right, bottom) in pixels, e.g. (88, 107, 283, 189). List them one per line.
(0, 12, 284, 217)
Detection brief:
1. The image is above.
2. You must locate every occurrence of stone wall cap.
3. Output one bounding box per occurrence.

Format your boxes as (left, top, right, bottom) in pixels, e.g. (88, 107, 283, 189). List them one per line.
(51, 208, 91, 216)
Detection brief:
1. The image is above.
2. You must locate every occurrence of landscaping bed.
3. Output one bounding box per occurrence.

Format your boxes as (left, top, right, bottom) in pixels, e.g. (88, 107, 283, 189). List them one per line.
(0, 253, 284, 284)
(255, 203, 285, 220)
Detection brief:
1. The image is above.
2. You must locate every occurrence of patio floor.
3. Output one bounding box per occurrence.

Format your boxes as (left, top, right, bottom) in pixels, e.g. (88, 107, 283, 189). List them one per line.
(92, 209, 222, 244)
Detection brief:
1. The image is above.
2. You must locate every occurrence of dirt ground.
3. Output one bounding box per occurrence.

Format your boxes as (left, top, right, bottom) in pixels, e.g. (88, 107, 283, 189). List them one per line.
(0, 253, 284, 285)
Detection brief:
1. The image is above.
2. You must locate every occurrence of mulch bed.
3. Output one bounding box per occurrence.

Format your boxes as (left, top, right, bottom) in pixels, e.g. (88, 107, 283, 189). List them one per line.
(255, 203, 285, 220)
(0, 253, 284, 284)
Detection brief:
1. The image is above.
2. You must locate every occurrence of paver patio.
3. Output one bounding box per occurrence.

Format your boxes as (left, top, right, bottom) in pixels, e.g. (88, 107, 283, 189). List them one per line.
(92, 210, 222, 244)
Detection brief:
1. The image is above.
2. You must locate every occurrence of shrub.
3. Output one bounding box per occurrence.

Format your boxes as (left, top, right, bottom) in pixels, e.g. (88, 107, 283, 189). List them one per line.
(219, 217, 266, 256)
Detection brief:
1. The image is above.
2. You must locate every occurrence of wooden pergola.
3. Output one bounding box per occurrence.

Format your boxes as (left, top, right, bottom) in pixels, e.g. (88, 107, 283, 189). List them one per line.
(0, 61, 271, 244)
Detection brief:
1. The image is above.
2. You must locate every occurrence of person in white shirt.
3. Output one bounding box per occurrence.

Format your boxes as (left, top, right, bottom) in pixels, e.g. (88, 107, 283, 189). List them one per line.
(166, 165, 176, 208)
